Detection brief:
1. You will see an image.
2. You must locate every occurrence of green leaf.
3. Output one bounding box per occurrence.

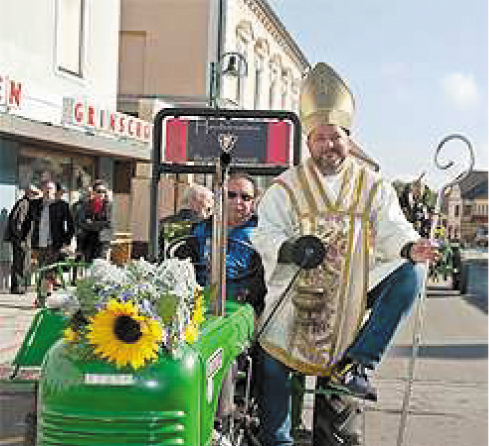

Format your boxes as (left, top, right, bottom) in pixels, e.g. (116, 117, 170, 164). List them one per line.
(157, 294, 179, 324)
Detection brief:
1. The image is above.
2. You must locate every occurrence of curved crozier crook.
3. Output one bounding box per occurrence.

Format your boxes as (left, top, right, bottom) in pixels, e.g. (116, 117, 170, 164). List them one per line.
(429, 133, 475, 241)
(434, 133, 475, 192)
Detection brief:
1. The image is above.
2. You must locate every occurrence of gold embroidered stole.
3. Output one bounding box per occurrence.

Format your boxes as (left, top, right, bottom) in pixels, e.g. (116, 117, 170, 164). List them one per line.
(261, 159, 381, 375)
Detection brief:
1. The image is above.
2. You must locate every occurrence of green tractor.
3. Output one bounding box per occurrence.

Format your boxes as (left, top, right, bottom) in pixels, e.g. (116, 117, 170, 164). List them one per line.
(8, 108, 303, 446)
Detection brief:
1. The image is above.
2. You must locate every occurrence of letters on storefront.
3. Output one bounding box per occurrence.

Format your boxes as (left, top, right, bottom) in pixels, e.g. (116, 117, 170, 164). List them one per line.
(62, 97, 152, 143)
(0, 73, 22, 109)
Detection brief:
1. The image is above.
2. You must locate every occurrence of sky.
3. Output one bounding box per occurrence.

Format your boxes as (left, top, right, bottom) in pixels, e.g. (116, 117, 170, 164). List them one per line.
(267, 0, 488, 190)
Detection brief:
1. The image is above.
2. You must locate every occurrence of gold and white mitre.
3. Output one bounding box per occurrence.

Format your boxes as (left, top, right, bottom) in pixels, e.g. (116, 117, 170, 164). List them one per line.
(300, 62, 355, 134)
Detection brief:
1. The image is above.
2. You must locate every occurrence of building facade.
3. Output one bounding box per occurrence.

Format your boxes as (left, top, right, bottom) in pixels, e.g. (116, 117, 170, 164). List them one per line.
(444, 170, 488, 244)
(0, 0, 152, 240)
(118, 0, 311, 253)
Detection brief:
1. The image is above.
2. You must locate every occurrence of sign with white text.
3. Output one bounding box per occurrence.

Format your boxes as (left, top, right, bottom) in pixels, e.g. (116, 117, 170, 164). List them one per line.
(62, 97, 152, 143)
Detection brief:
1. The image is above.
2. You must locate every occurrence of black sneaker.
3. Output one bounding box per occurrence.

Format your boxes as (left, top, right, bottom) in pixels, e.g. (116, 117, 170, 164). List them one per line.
(330, 363, 377, 402)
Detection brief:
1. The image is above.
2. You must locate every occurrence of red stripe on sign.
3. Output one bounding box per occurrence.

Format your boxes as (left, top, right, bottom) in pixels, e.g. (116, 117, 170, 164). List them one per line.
(165, 118, 188, 162)
(266, 121, 290, 165)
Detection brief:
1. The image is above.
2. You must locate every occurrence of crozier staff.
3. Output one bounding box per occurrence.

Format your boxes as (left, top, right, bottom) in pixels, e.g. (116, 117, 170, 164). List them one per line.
(252, 62, 436, 446)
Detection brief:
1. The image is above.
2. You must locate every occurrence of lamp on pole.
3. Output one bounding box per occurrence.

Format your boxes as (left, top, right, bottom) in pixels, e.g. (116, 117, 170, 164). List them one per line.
(209, 51, 248, 108)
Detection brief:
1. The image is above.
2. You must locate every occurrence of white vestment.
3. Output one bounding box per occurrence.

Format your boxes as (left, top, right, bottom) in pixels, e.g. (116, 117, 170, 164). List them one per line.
(252, 157, 420, 375)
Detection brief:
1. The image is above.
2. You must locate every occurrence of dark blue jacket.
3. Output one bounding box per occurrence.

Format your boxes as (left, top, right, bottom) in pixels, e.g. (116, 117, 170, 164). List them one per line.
(191, 215, 265, 314)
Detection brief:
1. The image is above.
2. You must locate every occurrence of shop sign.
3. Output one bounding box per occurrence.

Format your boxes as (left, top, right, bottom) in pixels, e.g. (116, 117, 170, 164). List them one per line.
(0, 73, 22, 109)
(165, 118, 291, 166)
(62, 97, 152, 143)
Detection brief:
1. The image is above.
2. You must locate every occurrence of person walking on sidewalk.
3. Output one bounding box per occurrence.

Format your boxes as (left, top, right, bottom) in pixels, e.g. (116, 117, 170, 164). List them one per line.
(29, 180, 75, 298)
(3, 185, 42, 294)
(252, 62, 437, 446)
(76, 180, 113, 262)
(0, 208, 12, 292)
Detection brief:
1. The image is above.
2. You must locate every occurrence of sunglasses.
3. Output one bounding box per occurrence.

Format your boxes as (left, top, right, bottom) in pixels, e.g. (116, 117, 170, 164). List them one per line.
(228, 191, 254, 202)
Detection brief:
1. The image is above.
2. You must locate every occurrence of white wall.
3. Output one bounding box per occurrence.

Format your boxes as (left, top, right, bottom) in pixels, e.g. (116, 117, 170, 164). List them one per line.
(0, 0, 121, 124)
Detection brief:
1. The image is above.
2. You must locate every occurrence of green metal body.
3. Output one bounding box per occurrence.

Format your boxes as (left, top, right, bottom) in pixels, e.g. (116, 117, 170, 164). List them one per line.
(12, 309, 67, 372)
(37, 301, 255, 445)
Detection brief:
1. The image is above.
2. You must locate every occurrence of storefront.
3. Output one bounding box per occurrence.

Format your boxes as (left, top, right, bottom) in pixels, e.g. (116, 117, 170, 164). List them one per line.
(0, 104, 152, 237)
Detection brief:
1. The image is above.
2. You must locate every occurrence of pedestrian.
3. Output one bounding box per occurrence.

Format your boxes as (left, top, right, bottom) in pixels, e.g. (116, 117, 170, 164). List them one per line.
(0, 208, 12, 292)
(3, 184, 42, 294)
(76, 180, 113, 262)
(72, 185, 93, 259)
(29, 180, 75, 299)
(252, 62, 437, 445)
(159, 183, 214, 259)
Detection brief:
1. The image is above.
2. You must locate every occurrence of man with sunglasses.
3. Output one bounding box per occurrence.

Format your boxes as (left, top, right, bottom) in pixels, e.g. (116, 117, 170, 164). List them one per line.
(191, 173, 266, 315)
(252, 63, 437, 446)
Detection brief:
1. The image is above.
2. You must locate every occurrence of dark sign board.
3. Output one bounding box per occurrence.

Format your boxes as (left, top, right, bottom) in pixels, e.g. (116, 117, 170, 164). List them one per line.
(165, 118, 291, 166)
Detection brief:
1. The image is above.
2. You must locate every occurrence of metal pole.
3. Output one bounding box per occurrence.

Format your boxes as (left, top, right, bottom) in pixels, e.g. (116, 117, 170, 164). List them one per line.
(148, 109, 164, 261)
(209, 62, 216, 107)
(396, 134, 475, 446)
(211, 151, 231, 317)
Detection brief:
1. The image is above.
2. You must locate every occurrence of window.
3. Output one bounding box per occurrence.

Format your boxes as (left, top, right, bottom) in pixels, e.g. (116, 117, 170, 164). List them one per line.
(269, 79, 276, 109)
(281, 85, 287, 109)
(19, 146, 95, 205)
(56, 0, 85, 77)
(463, 204, 471, 216)
(119, 31, 146, 95)
(236, 38, 248, 108)
(113, 161, 133, 194)
(454, 205, 460, 217)
(269, 63, 280, 110)
(254, 56, 263, 109)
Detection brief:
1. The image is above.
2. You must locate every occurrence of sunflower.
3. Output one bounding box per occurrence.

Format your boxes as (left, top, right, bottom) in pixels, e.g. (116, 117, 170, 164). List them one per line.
(63, 327, 79, 343)
(193, 293, 206, 324)
(185, 321, 199, 344)
(87, 299, 163, 369)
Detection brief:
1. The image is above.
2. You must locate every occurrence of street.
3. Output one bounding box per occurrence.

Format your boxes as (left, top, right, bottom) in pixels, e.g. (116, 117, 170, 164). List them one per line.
(0, 259, 487, 445)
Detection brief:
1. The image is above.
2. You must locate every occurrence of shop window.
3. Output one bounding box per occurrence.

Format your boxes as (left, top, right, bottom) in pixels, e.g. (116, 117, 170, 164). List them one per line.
(56, 0, 85, 77)
(19, 146, 95, 204)
(113, 161, 133, 194)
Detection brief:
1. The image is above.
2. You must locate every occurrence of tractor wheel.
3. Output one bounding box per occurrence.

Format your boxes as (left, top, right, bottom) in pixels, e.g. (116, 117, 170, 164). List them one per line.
(459, 265, 469, 295)
(452, 273, 461, 291)
(23, 411, 36, 446)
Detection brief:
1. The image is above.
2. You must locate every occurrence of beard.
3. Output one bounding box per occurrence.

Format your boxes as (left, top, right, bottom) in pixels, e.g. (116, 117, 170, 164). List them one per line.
(312, 150, 346, 175)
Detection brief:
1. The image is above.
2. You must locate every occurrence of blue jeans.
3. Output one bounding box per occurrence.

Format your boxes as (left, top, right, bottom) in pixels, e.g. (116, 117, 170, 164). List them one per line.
(256, 348, 294, 446)
(257, 261, 425, 445)
(346, 262, 425, 368)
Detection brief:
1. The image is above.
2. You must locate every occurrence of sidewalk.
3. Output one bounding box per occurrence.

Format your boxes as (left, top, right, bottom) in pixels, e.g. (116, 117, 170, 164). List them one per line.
(0, 291, 38, 370)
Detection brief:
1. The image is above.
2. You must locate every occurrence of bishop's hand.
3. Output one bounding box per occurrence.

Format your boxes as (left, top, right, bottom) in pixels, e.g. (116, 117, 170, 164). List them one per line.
(278, 235, 326, 270)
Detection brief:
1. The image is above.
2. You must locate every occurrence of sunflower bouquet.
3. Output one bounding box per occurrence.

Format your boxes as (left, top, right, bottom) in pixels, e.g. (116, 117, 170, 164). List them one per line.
(59, 258, 206, 370)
